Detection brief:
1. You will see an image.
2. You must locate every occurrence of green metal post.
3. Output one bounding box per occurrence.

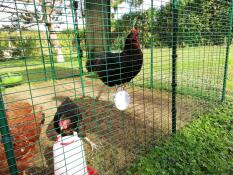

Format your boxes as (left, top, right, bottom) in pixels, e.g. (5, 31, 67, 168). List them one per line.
(150, 0, 154, 88)
(70, 0, 85, 96)
(172, 0, 178, 133)
(33, 0, 48, 81)
(42, 0, 57, 80)
(100, 0, 111, 52)
(221, 0, 233, 102)
(0, 91, 18, 175)
(107, 0, 111, 52)
(103, 0, 111, 52)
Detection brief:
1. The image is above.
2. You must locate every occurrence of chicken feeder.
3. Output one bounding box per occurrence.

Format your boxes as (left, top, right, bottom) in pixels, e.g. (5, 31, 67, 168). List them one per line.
(0, 72, 23, 87)
(53, 133, 88, 175)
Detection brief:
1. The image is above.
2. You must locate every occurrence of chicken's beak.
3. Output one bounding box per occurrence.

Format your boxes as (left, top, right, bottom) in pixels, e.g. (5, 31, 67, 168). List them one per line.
(59, 120, 70, 130)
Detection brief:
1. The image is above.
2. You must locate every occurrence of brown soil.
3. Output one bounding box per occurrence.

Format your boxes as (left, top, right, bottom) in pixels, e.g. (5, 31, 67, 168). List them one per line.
(2, 76, 202, 175)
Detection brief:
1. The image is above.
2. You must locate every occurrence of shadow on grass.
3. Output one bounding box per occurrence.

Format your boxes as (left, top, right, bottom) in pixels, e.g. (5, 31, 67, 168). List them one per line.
(84, 73, 221, 101)
(131, 81, 222, 101)
(13, 66, 81, 84)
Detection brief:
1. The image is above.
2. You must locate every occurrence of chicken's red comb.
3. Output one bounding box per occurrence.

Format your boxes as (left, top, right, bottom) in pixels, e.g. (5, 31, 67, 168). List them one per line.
(131, 27, 138, 33)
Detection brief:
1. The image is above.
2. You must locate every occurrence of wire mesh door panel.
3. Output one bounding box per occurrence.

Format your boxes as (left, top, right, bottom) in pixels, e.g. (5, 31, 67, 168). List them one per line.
(0, 0, 232, 174)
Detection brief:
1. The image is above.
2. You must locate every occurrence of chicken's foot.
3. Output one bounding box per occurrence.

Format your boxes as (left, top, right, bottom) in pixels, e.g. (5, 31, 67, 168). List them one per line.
(84, 137, 98, 151)
(95, 84, 105, 100)
(115, 84, 124, 91)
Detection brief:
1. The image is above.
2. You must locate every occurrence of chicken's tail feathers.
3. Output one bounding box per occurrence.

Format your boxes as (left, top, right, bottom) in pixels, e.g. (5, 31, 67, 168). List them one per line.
(86, 58, 97, 73)
(33, 104, 45, 125)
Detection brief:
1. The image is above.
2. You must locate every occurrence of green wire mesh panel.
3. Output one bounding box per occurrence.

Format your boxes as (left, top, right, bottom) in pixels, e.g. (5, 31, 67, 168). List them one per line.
(0, 0, 232, 174)
(175, 0, 233, 129)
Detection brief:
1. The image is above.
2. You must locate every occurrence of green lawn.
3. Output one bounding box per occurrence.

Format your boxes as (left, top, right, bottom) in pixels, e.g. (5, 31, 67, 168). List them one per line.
(1, 37, 233, 174)
(1, 45, 232, 99)
(0, 54, 82, 84)
(134, 46, 233, 100)
(126, 98, 233, 175)
(228, 52, 233, 92)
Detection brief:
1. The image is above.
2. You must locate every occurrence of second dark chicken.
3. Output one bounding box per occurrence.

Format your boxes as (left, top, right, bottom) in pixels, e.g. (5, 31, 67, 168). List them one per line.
(53, 97, 97, 150)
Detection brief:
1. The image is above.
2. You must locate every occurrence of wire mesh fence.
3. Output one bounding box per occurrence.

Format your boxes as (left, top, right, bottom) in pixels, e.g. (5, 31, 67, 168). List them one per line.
(0, 0, 232, 174)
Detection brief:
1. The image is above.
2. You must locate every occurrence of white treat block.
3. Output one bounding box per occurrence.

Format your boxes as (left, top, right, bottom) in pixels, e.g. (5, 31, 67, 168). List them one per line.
(113, 90, 130, 111)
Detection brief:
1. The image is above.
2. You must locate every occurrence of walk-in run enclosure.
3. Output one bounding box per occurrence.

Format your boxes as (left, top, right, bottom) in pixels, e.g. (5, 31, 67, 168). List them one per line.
(0, 0, 232, 174)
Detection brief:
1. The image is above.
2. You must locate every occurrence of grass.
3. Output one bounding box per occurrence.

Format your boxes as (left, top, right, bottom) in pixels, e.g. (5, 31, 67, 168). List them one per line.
(126, 98, 233, 175)
(227, 54, 233, 93)
(1, 31, 232, 97)
(0, 30, 81, 84)
(1, 34, 233, 174)
(1, 42, 233, 99)
(0, 55, 82, 84)
(134, 45, 233, 100)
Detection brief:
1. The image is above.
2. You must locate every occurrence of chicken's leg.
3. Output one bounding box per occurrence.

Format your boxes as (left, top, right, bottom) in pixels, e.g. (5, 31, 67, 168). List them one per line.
(95, 84, 105, 100)
(115, 84, 124, 91)
(84, 137, 98, 151)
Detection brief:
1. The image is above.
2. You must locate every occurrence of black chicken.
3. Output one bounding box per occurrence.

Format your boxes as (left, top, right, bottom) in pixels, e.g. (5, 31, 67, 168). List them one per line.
(53, 97, 97, 150)
(86, 28, 143, 98)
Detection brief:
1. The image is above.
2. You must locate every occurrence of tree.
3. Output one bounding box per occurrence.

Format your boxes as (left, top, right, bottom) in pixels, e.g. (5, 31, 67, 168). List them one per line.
(154, 0, 232, 47)
(42, 0, 65, 62)
(112, 0, 144, 12)
(85, 0, 111, 57)
(113, 10, 152, 48)
(84, 0, 145, 58)
(0, 0, 65, 62)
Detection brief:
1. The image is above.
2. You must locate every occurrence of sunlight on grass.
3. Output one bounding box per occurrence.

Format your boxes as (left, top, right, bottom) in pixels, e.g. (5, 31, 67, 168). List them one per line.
(126, 100, 233, 175)
(1, 46, 232, 99)
(133, 46, 232, 99)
